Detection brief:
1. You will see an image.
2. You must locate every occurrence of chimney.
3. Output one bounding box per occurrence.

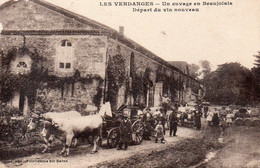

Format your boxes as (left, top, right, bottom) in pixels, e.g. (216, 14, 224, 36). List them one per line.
(119, 26, 124, 35)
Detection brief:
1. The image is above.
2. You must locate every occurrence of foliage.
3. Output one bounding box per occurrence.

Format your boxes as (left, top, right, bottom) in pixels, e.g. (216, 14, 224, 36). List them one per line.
(188, 64, 200, 78)
(0, 104, 21, 117)
(0, 47, 45, 111)
(130, 66, 154, 106)
(0, 104, 43, 160)
(251, 67, 260, 102)
(142, 67, 153, 102)
(0, 47, 104, 113)
(93, 78, 104, 109)
(156, 65, 167, 82)
(203, 62, 253, 105)
(199, 60, 211, 78)
(131, 71, 144, 104)
(253, 51, 260, 67)
(168, 74, 179, 101)
(107, 54, 126, 110)
(252, 51, 260, 102)
(37, 71, 104, 111)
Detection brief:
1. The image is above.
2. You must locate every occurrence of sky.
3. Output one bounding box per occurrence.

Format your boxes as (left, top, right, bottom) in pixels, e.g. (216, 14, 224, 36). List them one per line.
(0, 0, 260, 70)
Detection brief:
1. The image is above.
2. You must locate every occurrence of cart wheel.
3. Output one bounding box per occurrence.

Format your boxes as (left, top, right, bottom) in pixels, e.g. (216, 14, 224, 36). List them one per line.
(132, 120, 144, 145)
(107, 127, 120, 148)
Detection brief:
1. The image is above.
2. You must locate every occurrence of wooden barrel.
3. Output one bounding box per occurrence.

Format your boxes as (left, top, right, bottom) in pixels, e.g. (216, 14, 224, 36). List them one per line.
(243, 118, 252, 126)
(252, 119, 260, 127)
(235, 118, 243, 126)
(251, 108, 260, 117)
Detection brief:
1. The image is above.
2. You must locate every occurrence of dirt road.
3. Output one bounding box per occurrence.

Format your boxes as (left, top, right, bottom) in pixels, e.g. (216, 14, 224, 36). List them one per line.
(202, 126, 260, 168)
(4, 119, 259, 168)
(2, 126, 201, 168)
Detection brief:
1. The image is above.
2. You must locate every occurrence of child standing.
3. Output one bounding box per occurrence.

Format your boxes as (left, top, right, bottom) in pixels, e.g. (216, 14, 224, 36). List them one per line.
(155, 120, 165, 143)
(226, 111, 233, 126)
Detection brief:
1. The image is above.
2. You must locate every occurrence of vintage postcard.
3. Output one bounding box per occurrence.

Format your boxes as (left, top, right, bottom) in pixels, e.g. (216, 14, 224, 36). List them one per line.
(0, 0, 260, 167)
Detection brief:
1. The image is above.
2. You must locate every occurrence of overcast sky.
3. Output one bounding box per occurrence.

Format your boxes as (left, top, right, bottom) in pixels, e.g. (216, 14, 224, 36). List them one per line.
(0, 0, 259, 70)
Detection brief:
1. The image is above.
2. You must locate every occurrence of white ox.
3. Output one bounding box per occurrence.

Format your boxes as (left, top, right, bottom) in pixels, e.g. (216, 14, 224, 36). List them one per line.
(28, 103, 111, 156)
(56, 114, 103, 156)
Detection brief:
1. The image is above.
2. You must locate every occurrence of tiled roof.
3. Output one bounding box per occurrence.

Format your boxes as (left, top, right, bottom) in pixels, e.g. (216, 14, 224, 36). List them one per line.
(0, 0, 199, 81)
(169, 61, 189, 74)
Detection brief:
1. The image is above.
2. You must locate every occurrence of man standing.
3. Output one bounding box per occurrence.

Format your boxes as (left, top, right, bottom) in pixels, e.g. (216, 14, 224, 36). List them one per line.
(204, 106, 209, 118)
(194, 110, 201, 130)
(212, 108, 220, 126)
(143, 108, 153, 140)
(169, 109, 178, 136)
(117, 114, 132, 150)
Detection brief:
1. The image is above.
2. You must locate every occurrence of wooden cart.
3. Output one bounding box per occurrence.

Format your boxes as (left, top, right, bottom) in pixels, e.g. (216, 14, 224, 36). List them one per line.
(104, 105, 145, 148)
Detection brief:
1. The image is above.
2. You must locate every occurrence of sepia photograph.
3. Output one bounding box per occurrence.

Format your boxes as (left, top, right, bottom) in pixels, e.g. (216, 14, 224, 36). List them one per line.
(0, 0, 259, 167)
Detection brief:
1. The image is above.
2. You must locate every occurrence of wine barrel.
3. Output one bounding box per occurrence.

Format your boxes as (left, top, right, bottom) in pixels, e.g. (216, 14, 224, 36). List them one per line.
(252, 119, 260, 127)
(235, 118, 243, 126)
(251, 108, 260, 117)
(243, 118, 252, 126)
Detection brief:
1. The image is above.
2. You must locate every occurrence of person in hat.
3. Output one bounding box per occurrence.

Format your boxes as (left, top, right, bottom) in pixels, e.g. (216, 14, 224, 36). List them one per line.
(117, 114, 132, 150)
(194, 110, 201, 130)
(143, 108, 153, 140)
(169, 108, 178, 136)
(212, 108, 220, 126)
(155, 120, 165, 143)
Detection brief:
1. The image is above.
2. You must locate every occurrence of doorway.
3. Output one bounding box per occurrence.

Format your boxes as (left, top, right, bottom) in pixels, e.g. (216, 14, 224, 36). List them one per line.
(9, 89, 28, 116)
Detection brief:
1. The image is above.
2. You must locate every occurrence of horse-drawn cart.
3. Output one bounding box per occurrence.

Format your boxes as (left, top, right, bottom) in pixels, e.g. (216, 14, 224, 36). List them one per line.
(103, 105, 145, 148)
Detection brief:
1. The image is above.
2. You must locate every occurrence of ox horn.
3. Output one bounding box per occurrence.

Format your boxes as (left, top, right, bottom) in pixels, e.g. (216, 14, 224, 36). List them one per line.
(51, 120, 59, 128)
(31, 112, 40, 118)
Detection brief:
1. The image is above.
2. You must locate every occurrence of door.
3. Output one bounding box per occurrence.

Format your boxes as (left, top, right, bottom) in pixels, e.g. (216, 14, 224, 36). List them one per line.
(9, 89, 28, 116)
(154, 82, 163, 107)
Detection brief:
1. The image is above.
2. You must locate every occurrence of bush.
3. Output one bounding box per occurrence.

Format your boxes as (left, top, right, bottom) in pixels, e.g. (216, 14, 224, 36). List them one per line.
(0, 104, 44, 160)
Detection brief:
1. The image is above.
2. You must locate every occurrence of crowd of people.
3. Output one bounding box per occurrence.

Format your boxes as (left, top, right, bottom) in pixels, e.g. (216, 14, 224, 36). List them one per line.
(205, 105, 251, 127)
(116, 106, 177, 150)
(116, 101, 259, 151)
(116, 102, 191, 150)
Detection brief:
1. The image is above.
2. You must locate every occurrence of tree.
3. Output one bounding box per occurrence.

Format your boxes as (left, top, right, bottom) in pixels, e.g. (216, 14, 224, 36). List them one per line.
(199, 60, 211, 77)
(106, 54, 126, 110)
(252, 51, 260, 101)
(254, 51, 260, 67)
(251, 67, 260, 101)
(203, 62, 253, 105)
(188, 63, 200, 78)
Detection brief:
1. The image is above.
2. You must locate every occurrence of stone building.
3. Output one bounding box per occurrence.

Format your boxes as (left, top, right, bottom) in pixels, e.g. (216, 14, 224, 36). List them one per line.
(169, 61, 203, 103)
(0, 0, 202, 116)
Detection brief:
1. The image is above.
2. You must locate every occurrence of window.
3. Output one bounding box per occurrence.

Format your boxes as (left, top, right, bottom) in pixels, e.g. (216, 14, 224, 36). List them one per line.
(17, 61, 28, 68)
(61, 40, 72, 47)
(59, 62, 71, 69)
(59, 62, 65, 68)
(65, 63, 71, 69)
(56, 40, 74, 72)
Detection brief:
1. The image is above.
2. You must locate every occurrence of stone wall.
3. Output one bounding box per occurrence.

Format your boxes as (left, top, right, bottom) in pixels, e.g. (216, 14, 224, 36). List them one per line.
(35, 80, 101, 114)
(0, 35, 107, 76)
(0, 35, 107, 114)
(107, 38, 180, 108)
